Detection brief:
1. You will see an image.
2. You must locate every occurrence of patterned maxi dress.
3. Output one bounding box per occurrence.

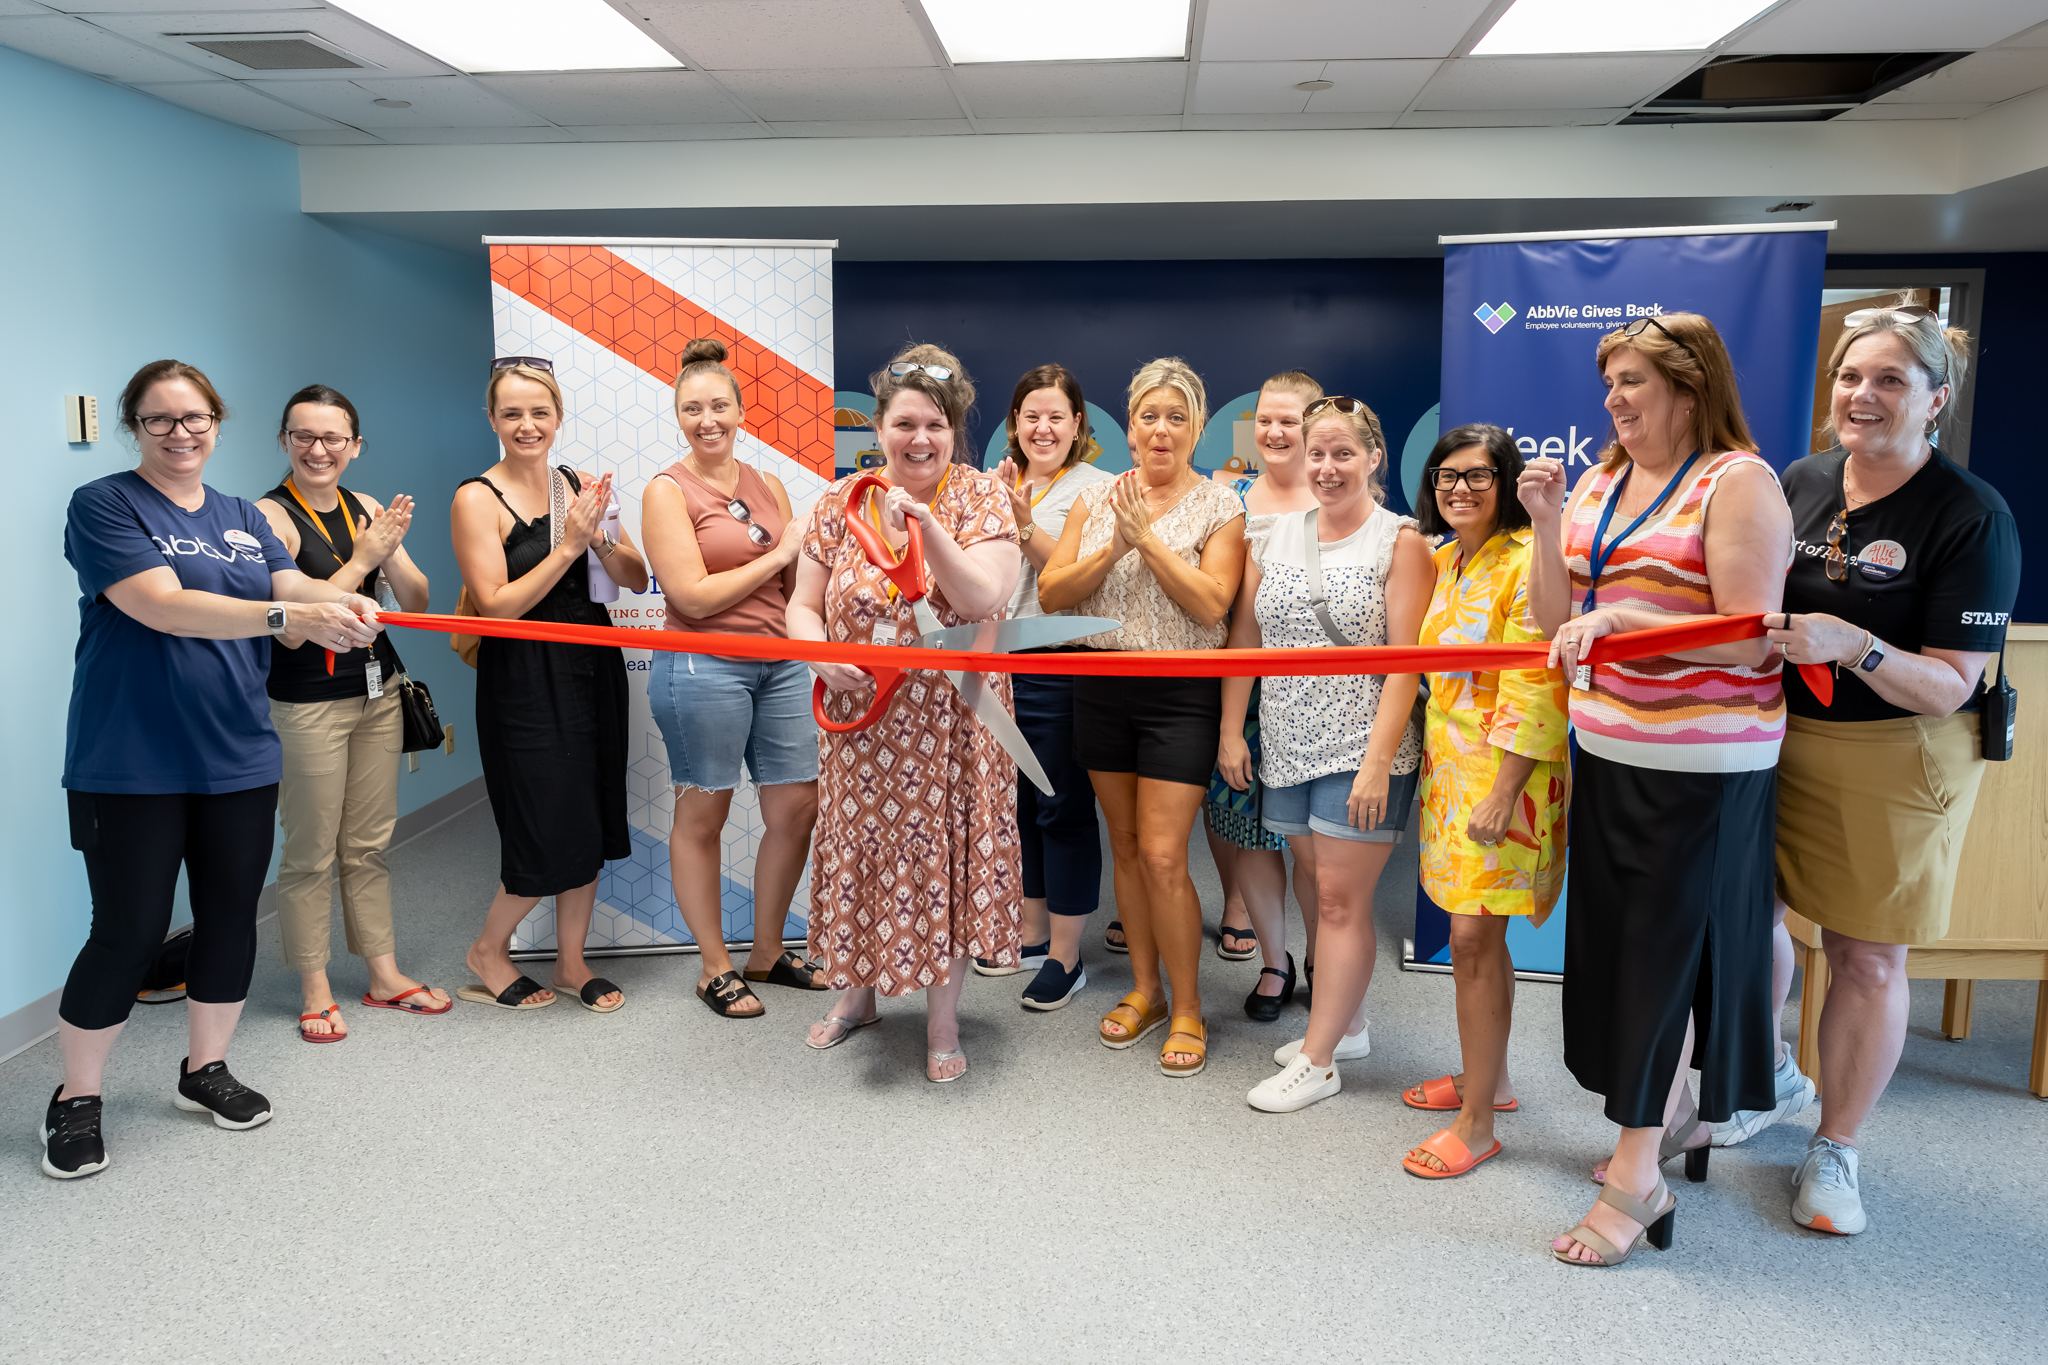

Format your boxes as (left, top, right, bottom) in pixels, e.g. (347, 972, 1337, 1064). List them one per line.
(1416, 526, 1570, 922)
(803, 468, 1024, 993)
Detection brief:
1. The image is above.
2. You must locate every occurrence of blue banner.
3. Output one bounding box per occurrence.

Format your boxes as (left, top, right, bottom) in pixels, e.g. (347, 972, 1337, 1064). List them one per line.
(1425, 226, 1828, 973)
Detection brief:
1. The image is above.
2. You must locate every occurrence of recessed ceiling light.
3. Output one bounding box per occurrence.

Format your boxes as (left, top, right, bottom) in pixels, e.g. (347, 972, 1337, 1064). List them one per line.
(1473, 0, 1776, 55)
(921, 0, 1190, 63)
(328, 0, 680, 73)
(1295, 79, 1334, 92)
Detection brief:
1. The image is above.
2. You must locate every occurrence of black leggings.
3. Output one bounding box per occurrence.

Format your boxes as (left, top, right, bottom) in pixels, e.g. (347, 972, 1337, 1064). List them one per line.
(59, 786, 278, 1031)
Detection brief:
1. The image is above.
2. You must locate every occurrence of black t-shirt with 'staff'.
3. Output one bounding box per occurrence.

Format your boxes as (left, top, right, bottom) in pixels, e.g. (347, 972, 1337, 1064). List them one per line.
(264, 483, 403, 703)
(1781, 449, 2020, 723)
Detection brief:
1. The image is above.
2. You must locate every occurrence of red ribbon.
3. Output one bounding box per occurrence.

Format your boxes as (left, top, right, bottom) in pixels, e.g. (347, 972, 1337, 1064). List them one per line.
(382, 609, 1831, 698)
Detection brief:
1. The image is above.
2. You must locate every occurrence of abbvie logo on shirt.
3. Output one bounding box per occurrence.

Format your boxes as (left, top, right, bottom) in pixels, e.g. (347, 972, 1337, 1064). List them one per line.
(155, 529, 266, 565)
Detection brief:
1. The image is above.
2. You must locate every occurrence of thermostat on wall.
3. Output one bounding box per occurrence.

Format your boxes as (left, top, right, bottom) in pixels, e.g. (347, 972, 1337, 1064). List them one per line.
(65, 394, 100, 444)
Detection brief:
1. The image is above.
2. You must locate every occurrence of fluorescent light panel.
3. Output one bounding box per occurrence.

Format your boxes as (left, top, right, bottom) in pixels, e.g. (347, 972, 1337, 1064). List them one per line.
(330, 0, 680, 73)
(1473, 0, 1776, 54)
(921, 0, 1190, 63)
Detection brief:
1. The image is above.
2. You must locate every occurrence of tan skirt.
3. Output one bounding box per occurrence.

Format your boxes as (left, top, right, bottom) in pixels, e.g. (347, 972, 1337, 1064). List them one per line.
(1774, 710, 1985, 946)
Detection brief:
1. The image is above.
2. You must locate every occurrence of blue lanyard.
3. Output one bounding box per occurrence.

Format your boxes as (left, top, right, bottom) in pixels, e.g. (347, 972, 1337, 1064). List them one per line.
(1581, 452, 1701, 615)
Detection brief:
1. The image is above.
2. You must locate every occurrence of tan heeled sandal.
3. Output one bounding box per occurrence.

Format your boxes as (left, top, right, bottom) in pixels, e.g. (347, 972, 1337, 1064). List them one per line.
(1553, 1176, 1677, 1267)
(1099, 991, 1168, 1050)
(1159, 1016, 1207, 1078)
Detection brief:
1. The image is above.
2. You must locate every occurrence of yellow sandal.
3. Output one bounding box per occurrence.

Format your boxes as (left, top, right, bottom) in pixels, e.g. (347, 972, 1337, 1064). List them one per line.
(1098, 991, 1168, 1050)
(1159, 1016, 1207, 1077)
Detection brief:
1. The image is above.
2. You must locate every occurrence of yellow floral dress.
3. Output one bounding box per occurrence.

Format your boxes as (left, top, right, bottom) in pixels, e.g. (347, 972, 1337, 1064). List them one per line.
(1417, 526, 1570, 923)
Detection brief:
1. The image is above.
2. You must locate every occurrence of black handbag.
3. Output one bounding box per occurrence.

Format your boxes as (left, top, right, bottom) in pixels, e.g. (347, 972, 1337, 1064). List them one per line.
(395, 670, 445, 753)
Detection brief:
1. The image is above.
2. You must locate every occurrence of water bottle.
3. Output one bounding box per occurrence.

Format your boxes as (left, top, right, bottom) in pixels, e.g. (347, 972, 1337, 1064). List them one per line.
(587, 492, 621, 604)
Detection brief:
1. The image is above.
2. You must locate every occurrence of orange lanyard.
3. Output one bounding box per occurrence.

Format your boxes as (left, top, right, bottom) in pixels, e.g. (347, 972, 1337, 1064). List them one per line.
(282, 477, 349, 557)
(1020, 463, 1071, 509)
(863, 465, 949, 601)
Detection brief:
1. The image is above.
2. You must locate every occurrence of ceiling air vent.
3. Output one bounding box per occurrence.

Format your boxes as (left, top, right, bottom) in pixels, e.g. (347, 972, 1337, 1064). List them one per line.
(1625, 52, 1968, 125)
(175, 32, 371, 71)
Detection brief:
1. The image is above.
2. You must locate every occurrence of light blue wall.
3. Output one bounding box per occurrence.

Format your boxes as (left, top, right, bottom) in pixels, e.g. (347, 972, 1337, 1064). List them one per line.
(1, 45, 494, 1021)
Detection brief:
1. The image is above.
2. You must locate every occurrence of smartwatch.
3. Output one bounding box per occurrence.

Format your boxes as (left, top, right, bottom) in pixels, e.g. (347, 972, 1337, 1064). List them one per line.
(1859, 637, 1885, 673)
(266, 604, 287, 636)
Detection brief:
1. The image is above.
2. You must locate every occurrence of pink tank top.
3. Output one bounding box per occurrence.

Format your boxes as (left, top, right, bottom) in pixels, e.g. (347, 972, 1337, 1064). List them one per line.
(657, 460, 789, 638)
(1563, 450, 1784, 773)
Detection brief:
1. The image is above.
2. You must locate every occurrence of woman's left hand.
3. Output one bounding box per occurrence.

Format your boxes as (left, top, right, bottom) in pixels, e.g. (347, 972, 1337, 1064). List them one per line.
(1765, 611, 1865, 667)
(1549, 606, 1624, 677)
(993, 457, 1033, 528)
(348, 494, 412, 572)
(339, 592, 385, 634)
(1110, 473, 1156, 552)
(1348, 761, 1392, 832)
(881, 485, 931, 534)
(1466, 790, 1514, 847)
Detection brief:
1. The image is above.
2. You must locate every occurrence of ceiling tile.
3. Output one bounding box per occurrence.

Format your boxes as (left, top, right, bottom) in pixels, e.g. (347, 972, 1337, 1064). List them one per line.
(270, 125, 383, 144)
(1199, 0, 1495, 61)
(133, 76, 337, 127)
(370, 125, 575, 143)
(86, 7, 453, 79)
(1189, 60, 1322, 113)
(251, 74, 548, 127)
(715, 66, 958, 121)
(0, 14, 214, 80)
(762, 118, 972, 137)
(1416, 54, 1700, 110)
(1836, 102, 1993, 119)
(976, 114, 1184, 133)
(634, 0, 934, 70)
(43, 0, 325, 10)
(1305, 58, 1440, 111)
(567, 122, 770, 140)
(1727, 0, 2048, 53)
(1396, 107, 1623, 127)
(1183, 110, 1401, 129)
(952, 61, 1185, 118)
(1872, 46, 2048, 103)
(0, 1, 54, 15)
(2003, 20, 2048, 44)
(475, 71, 744, 124)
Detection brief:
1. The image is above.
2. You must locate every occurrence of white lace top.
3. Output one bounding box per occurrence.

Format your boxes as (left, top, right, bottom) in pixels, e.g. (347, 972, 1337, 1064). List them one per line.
(1071, 476, 1244, 652)
(1250, 502, 1424, 787)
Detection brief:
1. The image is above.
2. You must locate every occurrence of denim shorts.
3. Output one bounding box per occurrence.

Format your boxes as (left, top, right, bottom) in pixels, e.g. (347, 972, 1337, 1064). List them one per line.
(1262, 767, 1419, 843)
(648, 652, 819, 790)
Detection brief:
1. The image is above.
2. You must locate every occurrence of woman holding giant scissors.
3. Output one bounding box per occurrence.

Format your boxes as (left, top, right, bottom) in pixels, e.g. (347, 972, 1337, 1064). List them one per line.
(788, 344, 1023, 1083)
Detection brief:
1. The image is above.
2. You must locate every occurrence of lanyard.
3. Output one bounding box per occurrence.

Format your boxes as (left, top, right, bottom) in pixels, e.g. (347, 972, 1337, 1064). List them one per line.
(282, 476, 352, 558)
(1020, 464, 1069, 509)
(1580, 452, 1700, 615)
(863, 465, 949, 601)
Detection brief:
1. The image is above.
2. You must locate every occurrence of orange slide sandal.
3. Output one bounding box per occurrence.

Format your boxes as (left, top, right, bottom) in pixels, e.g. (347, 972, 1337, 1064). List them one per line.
(1402, 1129, 1502, 1179)
(1402, 1074, 1519, 1112)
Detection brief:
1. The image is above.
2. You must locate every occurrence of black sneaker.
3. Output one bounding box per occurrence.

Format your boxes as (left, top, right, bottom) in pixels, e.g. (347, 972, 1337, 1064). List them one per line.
(1020, 957, 1087, 1012)
(40, 1087, 109, 1179)
(174, 1059, 273, 1130)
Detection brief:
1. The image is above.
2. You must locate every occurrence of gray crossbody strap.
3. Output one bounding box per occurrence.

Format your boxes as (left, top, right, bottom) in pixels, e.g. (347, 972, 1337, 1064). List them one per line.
(1301, 507, 1354, 647)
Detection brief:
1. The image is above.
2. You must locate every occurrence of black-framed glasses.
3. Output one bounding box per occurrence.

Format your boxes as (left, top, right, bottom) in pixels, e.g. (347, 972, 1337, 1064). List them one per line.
(139, 413, 216, 436)
(889, 361, 953, 380)
(1428, 466, 1498, 492)
(1844, 304, 1937, 328)
(491, 356, 554, 373)
(1621, 315, 1694, 358)
(726, 497, 774, 548)
(285, 429, 356, 453)
(1304, 395, 1368, 417)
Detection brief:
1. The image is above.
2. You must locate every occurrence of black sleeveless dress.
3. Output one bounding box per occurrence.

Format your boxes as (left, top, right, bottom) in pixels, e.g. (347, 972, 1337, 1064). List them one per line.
(463, 472, 629, 898)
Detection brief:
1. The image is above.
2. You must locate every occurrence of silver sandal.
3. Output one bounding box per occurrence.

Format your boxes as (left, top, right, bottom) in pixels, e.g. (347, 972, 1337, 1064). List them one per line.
(926, 1049, 967, 1084)
(805, 1012, 877, 1051)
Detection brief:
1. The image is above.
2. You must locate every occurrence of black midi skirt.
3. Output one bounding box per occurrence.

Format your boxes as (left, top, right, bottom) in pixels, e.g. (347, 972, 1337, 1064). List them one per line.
(1562, 747, 1779, 1128)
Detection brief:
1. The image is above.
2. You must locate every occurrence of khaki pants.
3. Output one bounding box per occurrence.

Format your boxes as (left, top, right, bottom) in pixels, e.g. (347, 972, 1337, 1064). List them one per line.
(271, 693, 403, 972)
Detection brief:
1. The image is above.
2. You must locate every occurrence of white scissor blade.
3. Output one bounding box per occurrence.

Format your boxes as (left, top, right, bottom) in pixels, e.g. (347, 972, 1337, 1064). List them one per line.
(954, 670, 1056, 796)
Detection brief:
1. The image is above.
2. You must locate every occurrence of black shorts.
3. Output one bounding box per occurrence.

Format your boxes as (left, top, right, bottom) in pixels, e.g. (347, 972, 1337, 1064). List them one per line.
(1071, 673, 1222, 788)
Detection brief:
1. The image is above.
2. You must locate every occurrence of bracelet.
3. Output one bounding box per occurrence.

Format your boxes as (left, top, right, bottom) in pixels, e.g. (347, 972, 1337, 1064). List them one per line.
(596, 533, 617, 559)
(1845, 631, 1876, 670)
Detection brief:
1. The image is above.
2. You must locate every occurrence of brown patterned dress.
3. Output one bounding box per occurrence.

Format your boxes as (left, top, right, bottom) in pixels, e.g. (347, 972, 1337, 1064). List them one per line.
(803, 468, 1024, 994)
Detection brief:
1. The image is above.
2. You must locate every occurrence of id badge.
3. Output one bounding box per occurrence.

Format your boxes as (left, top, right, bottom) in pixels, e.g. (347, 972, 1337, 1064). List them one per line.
(365, 658, 383, 699)
(1573, 664, 1592, 692)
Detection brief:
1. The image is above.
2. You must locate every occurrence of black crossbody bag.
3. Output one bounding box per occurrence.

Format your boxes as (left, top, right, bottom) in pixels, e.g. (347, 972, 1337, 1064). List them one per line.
(1982, 637, 2016, 761)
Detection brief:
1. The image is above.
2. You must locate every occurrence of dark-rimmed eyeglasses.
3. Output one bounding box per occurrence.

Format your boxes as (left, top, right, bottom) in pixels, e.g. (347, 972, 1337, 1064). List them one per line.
(1304, 395, 1368, 417)
(726, 497, 774, 548)
(1428, 467, 1498, 492)
(139, 413, 216, 436)
(889, 361, 953, 381)
(285, 429, 356, 453)
(491, 356, 555, 373)
(1844, 304, 1937, 328)
(1621, 315, 1694, 359)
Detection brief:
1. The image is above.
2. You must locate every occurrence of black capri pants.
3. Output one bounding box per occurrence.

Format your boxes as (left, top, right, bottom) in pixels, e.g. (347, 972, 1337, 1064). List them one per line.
(60, 785, 279, 1030)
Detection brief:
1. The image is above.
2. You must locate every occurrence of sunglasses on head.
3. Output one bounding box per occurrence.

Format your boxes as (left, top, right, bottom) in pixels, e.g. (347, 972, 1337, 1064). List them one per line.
(726, 497, 774, 548)
(1619, 316, 1694, 359)
(1843, 304, 1937, 328)
(1303, 395, 1368, 417)
(491, 356, 554, 373)
(889, 361, 953, 381)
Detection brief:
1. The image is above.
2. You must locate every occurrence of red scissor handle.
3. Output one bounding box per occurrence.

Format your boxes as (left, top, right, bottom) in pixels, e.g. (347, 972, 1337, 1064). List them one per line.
(839, 472, 927, 602)
(812, 668, 911, 732)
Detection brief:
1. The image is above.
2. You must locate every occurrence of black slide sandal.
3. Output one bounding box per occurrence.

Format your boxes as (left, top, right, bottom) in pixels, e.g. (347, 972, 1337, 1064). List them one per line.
(697, 970, 763, 1018)
(456, 975, 555, 1011)
(1104, 920, 1129, 954)
(744, 949, 828, 991)
(558, 976, 624, 1014)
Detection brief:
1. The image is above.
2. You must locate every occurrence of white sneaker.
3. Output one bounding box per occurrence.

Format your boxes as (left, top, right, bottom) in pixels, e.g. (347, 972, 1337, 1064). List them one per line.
(1709, 1047, 1817, 1147)
(1791, 1136, 1866, 1235)
(1274, 1023, 1369, 1067)
(1248, 1054, 1342, 1113)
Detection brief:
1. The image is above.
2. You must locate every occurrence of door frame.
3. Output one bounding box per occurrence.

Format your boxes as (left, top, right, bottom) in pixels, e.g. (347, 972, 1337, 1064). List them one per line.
(1820, 267, 1985, 467)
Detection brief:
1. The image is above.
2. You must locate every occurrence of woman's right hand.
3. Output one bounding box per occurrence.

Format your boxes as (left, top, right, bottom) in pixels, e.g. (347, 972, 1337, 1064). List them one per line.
(348, 494, 413, 572)
(280, 600, 380, 652)
(1217, 731, 1253, 791)
(814, 661, 872, 693)
(993, 457, 1034, 529)
(560, 473, 614, 554)
(1518, 457, 1568, 524)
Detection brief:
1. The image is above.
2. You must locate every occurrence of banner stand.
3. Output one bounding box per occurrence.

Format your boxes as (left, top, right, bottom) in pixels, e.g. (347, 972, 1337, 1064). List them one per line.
(510, 936, 807, 964)
(1399, 939, 1562, 985)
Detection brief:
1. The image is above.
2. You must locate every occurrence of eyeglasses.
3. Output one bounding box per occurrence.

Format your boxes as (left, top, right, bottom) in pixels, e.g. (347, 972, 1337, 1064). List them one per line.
(1304, 396, 1369, 417)
(1620, 316, 1694, 359)
(138, 413, 216, 436)
(1428, 467, 1498, 491)
(726, 497, 774, 548)
(491, 356, 554, 373)
(889, 362, 953, 381)
(285, 429, 356, 453)
(1843, 304, 1937, 328)
(1825, 509, 1850, 582)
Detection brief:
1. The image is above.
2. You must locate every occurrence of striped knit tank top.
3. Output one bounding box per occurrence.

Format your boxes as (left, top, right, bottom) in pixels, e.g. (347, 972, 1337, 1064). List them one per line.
(1564, 450, 1784, 773)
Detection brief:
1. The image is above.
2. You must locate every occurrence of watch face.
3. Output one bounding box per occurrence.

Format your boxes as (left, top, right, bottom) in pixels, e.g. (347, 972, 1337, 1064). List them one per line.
(1860, 646, 1884, 672)
(268, 607, 285, 630)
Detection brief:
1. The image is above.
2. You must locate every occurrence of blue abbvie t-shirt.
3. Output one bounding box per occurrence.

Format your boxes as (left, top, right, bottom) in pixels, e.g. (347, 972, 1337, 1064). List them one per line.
(63, 470, 297, 794)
